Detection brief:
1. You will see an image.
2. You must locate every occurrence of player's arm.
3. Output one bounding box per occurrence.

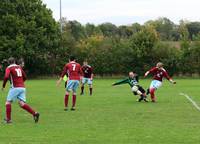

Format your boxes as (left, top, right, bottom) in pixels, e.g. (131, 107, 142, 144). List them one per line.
(144, 70, 151, 77)
(2, 68, 10, 90)
(163, 70, 176, 84)
(144, 71, 149, 77)
(57, 65, 67, 86)
(144, 67, 156, 77)
(90, 67, 94, 80)
(91, 73, 94, 80)
(169, 79, 176, 84)
(112, 78, 129, 86)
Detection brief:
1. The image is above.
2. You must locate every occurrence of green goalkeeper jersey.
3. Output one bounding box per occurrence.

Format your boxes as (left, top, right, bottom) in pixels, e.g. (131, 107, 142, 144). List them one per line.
(113, 76, 139, 87)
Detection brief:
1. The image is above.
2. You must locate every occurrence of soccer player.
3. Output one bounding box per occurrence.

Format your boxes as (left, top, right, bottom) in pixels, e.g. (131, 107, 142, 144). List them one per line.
(57, 56, 82, 111)
(144, 62, 176, 102)
(63, 74, 68, 88)
(112, 71, 148, 102)
(80, 61, 94, 96)
(2, 57, 40, 124)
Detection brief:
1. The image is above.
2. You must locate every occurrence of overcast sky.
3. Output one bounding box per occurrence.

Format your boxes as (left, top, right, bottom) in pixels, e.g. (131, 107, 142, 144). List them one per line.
(42, 0, 200, 25)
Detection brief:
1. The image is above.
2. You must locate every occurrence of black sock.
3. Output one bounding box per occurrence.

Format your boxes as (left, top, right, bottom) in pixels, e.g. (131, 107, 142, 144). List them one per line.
(146, 89, 150, 95)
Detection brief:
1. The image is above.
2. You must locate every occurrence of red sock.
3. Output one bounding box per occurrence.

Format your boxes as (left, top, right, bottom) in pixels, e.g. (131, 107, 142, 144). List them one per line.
(72, 95, 76, 107)
(6, 103, 11, 121)
(21, 104, 36, 116)
(89, 88, 92, 95)
(150, 88, 156, 101)
(64, 94, 69, 107)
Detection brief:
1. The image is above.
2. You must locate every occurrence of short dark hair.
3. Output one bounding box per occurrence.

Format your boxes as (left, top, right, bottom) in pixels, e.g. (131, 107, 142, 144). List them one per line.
(69, 55, 76, 61)
(8, 57, 15, 64)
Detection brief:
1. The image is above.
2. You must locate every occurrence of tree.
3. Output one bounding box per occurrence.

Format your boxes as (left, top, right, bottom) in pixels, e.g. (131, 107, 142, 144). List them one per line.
(85, 23, 102, 37)
(0, 0, 60, 75)
(152, 42, 181, 75)
(145, 17, 177, 40)
(67, 20, 86, 40)
(179, 20, 189, 41)
(129, 26, 159, 74)
(131, 23, 142, 34)
(186, 22, 200, 40)
(118, 25, 133, 38)
(98, 23, 118, 37)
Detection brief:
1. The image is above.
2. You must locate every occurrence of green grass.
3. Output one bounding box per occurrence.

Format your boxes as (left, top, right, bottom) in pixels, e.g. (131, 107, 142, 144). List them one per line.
(0, 79, 200, 144)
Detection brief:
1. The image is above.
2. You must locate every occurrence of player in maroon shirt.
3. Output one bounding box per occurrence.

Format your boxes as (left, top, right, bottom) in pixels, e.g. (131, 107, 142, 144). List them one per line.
(144, 62, 176, 102)
(57, 56, 83, 111)
(80, 61, 94, 95)
(2, 57, 39, 124)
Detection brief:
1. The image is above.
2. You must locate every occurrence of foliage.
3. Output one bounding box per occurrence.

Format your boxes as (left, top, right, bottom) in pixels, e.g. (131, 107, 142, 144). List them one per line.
(1, 1, 200, 76)
(0, 0, 60, 76)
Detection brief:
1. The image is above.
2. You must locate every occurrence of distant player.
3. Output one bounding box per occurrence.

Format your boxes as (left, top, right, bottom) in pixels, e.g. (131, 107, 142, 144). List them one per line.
(80, 61, 94, 96)
(112, 71, 148, 102)
(144, 62, 176, 102)
(2, 57, 40, 124)
(57, 56, 82, 111)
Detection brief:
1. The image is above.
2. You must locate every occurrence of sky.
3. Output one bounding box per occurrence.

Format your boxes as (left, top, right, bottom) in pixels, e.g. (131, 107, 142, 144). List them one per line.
(42, 0, 200, 25)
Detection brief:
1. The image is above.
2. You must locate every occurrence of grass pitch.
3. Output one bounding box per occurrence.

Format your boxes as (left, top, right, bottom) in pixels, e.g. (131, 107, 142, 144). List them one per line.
(0, 79, 200, 144)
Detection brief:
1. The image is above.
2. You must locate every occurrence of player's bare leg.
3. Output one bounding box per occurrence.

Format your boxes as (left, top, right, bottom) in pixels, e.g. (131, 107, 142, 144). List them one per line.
(64, 91, 69, 111)
(150, 88, 156, 102)
(19, 101, 40, 123)
(5, 101, 12, 124)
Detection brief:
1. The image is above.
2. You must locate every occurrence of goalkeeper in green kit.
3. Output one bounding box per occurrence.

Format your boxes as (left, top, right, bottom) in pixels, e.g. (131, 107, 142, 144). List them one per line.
(112, 71, 148, 102)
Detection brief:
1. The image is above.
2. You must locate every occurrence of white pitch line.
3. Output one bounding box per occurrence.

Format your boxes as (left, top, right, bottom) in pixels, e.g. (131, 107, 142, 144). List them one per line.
(180, 92, 200, 112)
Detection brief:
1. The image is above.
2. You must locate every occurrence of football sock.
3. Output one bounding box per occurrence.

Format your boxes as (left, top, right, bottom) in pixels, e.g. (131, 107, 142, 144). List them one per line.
(150, 88, 156, 101)
(146, 88, 150, 95)
(65, 94, 69, 107)
(89, 88, 92, 95)
(21, 104, 36, 115)
(72, 95, 76, 107)
(6, 103, 11, 121)
(81, 86, 84, 94)
(138, 96, 143, 102)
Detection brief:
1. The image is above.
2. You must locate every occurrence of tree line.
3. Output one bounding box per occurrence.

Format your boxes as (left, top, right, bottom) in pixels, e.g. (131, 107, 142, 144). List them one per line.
(0, 0, 200, 77)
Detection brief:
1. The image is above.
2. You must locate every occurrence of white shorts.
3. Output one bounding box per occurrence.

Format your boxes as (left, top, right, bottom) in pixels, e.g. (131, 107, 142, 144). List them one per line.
(66, 80, 80, 92)
(150, 80, 162, 89)
(82, 77, 92, 85)
(7, 88, 26, 102)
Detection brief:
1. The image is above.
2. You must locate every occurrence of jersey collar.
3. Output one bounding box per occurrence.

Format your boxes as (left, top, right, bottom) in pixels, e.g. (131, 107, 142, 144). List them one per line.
(7, 64, 18, 68)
